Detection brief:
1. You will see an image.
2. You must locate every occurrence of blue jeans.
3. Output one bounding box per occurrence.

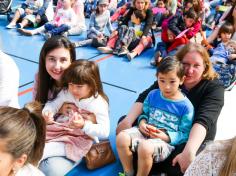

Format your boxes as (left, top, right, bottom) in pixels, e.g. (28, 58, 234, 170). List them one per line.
(44, 24, 70, 35)
(39, 156, 75, 176)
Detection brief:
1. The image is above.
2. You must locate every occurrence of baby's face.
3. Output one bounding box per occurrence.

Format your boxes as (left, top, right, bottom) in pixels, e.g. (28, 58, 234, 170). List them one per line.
(59, 103, 78, 116)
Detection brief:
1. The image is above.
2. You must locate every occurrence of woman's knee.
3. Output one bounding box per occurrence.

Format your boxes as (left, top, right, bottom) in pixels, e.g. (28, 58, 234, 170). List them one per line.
(116, 131, 131, 148)
(39, 156, 74, 176)
(138, 140, 154, 158)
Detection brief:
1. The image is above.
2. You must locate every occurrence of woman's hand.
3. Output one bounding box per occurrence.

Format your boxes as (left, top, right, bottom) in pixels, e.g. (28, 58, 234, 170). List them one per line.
(138, 120, 150, 136)
(172, 148, 196, 173)
(42, 110, 54, 124)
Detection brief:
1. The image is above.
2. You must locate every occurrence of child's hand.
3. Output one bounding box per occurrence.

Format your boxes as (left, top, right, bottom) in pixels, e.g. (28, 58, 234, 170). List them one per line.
(43, 111, 54, 124)
(25, 8, 33, 15)
(138, 120, 150, 136)
(68, 112, 85, 129)
(79, 109, 97, 124)
(148, 127, 170, 143)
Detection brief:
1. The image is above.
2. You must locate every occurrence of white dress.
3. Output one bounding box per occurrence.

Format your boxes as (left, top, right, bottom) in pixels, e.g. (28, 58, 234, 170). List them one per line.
(184, 139, 236, 176)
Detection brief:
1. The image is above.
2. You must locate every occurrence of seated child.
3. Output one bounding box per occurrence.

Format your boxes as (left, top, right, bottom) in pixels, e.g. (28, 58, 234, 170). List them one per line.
(6, 0, 43, 29)
(41, 60, 110, 167)
(72, 0, 112, 47)
(100, 9, 147, 56)
(116, 57, 194, 176)
(43, 0, 77, 39)
(151, 8, 198, 66)
(152, 0, 167, 30)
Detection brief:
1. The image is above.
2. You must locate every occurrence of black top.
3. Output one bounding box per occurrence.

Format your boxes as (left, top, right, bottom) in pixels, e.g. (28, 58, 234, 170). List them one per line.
(167, 13, 187, 36)
(121, 7, 153, 37)
(136, 79, 225, 141)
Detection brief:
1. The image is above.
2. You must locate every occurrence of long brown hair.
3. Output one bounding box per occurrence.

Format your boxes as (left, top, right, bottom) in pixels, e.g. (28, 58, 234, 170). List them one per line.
(35, 36, 76, 105)
(219, 137, 236, 176)
(0, 101, 46, 166)
(175, 43, 218, 80)
(61, 59, 109, 103)
(132, 0, 150, 11)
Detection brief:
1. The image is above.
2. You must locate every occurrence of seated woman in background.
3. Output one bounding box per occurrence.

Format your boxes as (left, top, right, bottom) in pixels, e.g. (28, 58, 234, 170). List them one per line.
(97, 0, 154, 61)
(184, 136, 236, 176)
(0, 101, 46, 175)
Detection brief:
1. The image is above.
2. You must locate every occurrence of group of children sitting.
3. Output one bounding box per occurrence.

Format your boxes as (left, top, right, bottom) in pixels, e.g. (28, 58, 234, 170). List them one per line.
(5, 0, 236, 89)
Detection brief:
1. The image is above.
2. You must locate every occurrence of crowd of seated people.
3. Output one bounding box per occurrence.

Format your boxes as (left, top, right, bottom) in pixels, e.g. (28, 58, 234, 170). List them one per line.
(1, 0, 236, 175)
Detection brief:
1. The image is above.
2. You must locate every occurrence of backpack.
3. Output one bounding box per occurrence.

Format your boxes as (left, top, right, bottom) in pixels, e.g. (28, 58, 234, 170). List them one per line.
(0, 0, 12, 14)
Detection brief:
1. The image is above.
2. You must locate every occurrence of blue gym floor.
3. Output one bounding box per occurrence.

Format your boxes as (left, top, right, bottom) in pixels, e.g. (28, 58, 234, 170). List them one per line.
(0, 2, 157, 175)
(1, 1, 236, 175)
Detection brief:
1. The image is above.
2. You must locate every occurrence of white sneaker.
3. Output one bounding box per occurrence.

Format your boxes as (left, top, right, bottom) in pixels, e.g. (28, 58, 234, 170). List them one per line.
(97, 46, 113, 54)
(6, 23, 16, 29)
(127, 52, 137, 61)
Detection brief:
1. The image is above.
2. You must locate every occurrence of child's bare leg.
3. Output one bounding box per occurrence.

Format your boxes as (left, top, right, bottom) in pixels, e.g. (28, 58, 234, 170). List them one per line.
(9, 10, 21, 25)
(116, 131, 134, 175)
(137, 140, 154, 176)
(19, 19, 30, 28)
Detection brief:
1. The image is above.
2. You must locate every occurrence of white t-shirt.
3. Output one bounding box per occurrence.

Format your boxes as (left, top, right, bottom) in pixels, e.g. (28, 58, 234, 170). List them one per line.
(0, 51, 20, 108)
(16, 164, 45, 176)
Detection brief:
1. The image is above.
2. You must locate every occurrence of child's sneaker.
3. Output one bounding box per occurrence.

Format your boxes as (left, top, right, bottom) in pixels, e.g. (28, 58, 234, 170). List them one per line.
(118, 47, 129, 56)
(97, 46, 113, 54)
(6, 23, 16, 29)
(127, 51, 137, 61)
(118, 172, 126, 176)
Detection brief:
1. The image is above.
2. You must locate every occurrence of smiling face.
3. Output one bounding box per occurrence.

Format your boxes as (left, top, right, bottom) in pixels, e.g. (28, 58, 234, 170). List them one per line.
(45, 47, 72, 82)
(182, 51, 205, 89)
(158, 69, 184, 100)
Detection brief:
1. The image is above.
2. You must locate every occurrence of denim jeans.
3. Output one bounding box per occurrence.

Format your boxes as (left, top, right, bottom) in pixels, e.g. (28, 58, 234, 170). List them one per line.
(44, 24, 70, 35)
(39, 156, 75, 176)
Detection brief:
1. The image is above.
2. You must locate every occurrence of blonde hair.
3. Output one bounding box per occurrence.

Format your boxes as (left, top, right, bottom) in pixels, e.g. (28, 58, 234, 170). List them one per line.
(219, 136, 236, 176)
(132, 0, 150, 11)
(175, 43, 218, 80)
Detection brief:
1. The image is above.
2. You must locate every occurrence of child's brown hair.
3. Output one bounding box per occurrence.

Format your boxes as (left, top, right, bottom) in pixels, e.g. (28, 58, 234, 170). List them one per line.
(61, 59, 109, 103)
(219, 22, 234, 36)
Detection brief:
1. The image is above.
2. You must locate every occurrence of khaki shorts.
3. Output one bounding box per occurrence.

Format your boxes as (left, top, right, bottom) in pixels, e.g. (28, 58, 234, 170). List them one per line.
(123, 127, 175, 163)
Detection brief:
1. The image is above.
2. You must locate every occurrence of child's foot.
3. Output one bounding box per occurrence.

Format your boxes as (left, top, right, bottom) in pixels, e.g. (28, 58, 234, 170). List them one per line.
(97, 46, 113, 54)
(127, 51, 137, 61)
(118, 46, 129, 56)
(6, 23, 16, 29)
